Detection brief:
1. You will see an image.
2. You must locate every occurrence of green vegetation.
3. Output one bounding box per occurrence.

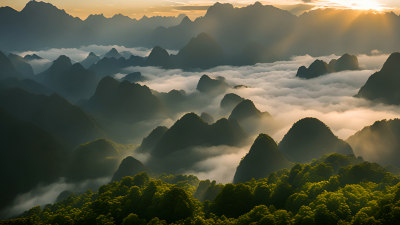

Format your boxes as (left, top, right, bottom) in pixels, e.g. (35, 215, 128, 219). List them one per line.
(4, 153, 400, 225)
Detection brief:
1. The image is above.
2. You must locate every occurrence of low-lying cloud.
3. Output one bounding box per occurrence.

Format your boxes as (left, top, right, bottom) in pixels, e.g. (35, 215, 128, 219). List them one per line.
(123, 53, 399, 142)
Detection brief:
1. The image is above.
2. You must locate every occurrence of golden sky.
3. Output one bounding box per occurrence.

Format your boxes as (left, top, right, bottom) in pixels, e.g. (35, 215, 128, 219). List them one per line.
(1, 0, 399, 19)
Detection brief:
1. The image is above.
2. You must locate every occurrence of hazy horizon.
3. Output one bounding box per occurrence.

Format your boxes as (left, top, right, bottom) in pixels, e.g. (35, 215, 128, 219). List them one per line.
(2, 0, 400, 19)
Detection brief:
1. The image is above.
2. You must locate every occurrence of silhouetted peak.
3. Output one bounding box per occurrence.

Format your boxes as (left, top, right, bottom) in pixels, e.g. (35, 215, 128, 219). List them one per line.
(310, 59, 328, 68)
(233, 133, 289, 183)
(180, 16, 192, 25)
(220, 93, 244, 110)
(111, 156, 147, 181)
(22, 0, 67, 16)
(104, 48, 122, 59)
(176, 112, 204, 126)
(54, 55, 71, 64)
(296, 59, 329, 79)
(24, 54, 42, 60)
(149, 46, 169, 57)
(147, 46, 170, 67)
(111, 13, 132, 21)
(290, 117, 331, 133)
(252, 2, 263, 7)
(0, 6, 18, 15)
(334, 53, 360, 71)
(196, 74, 228, 93)
(250, 134, 277, 153)
(85, 14, 107, 22)
(88, 52, 97, 57)
(206, 2, 234, 17)
(229, 99, 262, 121)
(381, 52, 400, 73)
(50, 55, 72, 70)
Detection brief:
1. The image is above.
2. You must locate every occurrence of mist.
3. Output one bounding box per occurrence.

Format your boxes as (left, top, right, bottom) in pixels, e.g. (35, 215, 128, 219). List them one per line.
(121, 53, 400, 142)
(12, 45, 178, 73)
(0, 177, 110, 218)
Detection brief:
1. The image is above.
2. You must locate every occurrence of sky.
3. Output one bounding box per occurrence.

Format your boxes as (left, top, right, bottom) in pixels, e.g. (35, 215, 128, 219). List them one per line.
(1, 0, 400, 19)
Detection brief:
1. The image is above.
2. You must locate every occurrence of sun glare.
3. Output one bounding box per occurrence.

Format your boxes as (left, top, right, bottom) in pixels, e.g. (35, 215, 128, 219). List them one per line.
(329, 0, 387, 11)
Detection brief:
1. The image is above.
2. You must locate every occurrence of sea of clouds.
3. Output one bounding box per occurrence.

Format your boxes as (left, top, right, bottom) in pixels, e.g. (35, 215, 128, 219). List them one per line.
(5, 47, 400, 217)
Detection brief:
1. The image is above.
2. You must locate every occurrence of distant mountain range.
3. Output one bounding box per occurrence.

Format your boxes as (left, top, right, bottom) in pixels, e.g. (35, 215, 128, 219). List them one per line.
(0, 0, 185, 51)
(1, 1, 400, 66)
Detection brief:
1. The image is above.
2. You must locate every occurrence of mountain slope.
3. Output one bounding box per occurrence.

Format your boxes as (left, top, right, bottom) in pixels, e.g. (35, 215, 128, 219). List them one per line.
(36, 55, 100, 102)
(347, 119, 400, 167)
(233, 134, 291, 184)
(0, 108, 65, 211)
(0, 88, 103, 148)
(357, 52, 400, 105)
(279, 118, 353, 163)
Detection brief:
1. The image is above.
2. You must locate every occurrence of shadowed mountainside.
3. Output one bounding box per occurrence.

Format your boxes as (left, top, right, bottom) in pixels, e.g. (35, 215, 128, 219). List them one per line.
(233, 134, 291, 184)
(279, 117, 354, 163)
(357, 52, 400, 105)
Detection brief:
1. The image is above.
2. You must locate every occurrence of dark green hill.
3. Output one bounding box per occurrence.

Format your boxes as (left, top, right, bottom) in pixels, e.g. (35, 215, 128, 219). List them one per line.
(66, 139, 122, 181)
(111, 156, 148, 181)
(86, 76, 164, 122)
(0, 108, 65, 211)
(233, 134, 291, 184)
(0, 88, 102, 149)
(279, 117, 353, 163)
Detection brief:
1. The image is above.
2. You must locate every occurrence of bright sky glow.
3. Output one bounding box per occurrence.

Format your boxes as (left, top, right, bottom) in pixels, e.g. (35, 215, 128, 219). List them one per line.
(0, 0, 398, 19)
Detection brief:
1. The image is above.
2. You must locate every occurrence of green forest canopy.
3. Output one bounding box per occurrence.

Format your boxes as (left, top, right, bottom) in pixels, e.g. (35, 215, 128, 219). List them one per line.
(3, 153, 400, 225)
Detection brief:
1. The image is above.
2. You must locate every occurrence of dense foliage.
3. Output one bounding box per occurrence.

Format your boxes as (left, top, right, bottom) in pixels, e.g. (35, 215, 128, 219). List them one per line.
(3, 154, 400, 225)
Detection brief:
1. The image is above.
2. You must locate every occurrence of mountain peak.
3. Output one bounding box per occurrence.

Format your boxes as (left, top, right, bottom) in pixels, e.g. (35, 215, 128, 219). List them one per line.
(53, 55, 72, 67)
(88, 52, 97, 57)
(381, 52, 400, 73)
(180, 16, 192, 25)
(229, 99, 262, 121)
(22, 0, 67, 16)
(233, 133, 290, 183)
(23, 54, 42, 60)
(104, 48, 122, 59)
(196, 74, 229, 94)
(279, 117, 353, 163)
(206, 2, 234, 17)
(146, 46, 170, 67)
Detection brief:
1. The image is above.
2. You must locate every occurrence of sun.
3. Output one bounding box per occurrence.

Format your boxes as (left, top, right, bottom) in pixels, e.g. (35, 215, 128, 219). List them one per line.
(329, 0, 386, 11)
